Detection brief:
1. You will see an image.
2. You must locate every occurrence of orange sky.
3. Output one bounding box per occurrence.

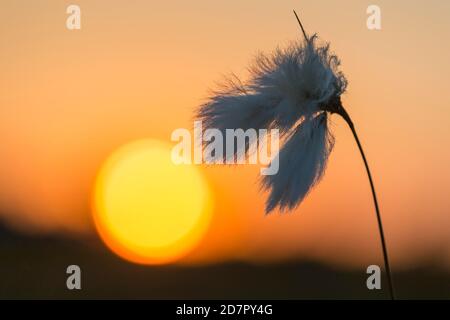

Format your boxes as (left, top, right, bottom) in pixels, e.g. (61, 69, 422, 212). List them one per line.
(1, 0, 450, 270)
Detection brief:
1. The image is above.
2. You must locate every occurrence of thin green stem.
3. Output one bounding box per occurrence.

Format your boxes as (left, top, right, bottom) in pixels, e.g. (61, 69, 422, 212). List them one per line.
(340, 108, 395, 300)
(293, 10, 308, 41)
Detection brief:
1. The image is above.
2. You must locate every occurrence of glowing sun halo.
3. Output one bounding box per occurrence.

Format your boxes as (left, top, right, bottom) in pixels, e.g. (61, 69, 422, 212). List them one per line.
(92, 139, 213, 265)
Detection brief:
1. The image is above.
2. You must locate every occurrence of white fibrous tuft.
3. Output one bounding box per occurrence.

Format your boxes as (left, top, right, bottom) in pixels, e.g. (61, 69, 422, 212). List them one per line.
(247, 35, 347, 132)
(197, 74, 276, 160)
(262, 113, 334, 213)
(196, 35, 345, 210)
(197, 35, 346, 134)
(199, 73, 273, 130)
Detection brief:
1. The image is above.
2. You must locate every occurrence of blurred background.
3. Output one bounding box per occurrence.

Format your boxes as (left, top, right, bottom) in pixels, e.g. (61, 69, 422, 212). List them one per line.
(0, 0, 449, 298)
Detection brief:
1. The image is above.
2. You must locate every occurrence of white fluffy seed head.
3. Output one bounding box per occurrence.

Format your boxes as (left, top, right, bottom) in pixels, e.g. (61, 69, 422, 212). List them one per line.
(196, 35, 346, 211)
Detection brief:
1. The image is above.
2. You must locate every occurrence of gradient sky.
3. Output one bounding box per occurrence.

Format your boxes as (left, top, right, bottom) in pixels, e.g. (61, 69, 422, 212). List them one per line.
(1, 0, 450, 270)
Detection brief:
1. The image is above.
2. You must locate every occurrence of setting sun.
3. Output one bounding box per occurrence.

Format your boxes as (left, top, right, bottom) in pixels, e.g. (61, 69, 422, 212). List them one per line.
(92, 139, 213, 265)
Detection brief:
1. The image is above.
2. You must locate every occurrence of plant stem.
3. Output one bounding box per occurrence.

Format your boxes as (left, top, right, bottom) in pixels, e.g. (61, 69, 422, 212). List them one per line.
(339, 107, 395, 300)
(293, 10, 308, 42)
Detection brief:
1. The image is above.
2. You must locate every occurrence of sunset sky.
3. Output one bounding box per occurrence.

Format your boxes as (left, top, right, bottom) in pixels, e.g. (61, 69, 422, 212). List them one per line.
(1, 0, 449, 270)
